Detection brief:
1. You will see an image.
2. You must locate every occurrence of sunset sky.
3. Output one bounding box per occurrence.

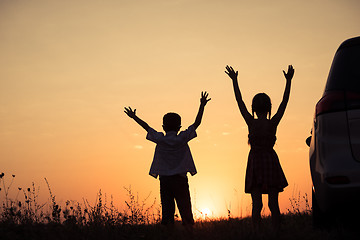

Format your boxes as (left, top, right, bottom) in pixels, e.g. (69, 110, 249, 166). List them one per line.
(1, 0, 359, 218)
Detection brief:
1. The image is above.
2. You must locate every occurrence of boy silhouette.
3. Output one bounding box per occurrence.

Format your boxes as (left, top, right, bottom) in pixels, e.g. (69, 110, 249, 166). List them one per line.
(124, 91, 211, 226)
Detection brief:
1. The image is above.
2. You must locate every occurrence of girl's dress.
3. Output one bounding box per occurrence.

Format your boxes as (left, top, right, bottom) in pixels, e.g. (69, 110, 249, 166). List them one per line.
(245, 119, 288, 194)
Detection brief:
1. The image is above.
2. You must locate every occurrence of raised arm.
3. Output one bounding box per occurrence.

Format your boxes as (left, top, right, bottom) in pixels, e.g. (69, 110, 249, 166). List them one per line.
(271, 65, 294, 126)
(193, 91, 211, 130)
(124, 107, 150, 131)
(225, 65, 252, 124)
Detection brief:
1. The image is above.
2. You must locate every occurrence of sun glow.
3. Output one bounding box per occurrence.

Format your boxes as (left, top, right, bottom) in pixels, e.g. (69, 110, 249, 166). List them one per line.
(201, 208, 212, 217)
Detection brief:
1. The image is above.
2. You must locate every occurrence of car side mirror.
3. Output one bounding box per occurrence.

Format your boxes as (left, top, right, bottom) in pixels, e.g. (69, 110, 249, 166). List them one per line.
(306, 136, 311, 147)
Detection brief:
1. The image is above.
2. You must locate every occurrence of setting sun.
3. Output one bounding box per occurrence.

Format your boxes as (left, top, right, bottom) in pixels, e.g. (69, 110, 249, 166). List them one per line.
(201, 208, 212, 217)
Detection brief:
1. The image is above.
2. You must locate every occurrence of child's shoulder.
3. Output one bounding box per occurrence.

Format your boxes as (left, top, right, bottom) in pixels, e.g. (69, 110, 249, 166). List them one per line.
(180, 124, 196, 133)
(177, 124, 197, 140)
(146, 127, 165, 142)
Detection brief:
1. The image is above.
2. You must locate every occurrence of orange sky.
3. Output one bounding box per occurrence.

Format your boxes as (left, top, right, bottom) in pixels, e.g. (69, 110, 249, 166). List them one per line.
(1, 0, 359, 218)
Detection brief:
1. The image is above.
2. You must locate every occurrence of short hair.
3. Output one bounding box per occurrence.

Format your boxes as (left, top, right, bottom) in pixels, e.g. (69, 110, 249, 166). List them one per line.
(252, 93, 272, 119)
(163, 112, 181, 132)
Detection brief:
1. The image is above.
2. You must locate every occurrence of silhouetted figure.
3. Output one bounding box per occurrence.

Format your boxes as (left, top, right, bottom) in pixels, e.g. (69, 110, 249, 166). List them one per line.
(225, 65, 294, 231)
(124, 91, 210, 228)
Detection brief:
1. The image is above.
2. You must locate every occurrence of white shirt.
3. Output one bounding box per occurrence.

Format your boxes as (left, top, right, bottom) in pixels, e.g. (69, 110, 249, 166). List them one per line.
(146, 124, 197, 178)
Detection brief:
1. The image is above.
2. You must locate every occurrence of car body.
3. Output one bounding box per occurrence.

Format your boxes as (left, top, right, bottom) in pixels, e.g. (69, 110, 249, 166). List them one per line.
(307, 36, 360, 225)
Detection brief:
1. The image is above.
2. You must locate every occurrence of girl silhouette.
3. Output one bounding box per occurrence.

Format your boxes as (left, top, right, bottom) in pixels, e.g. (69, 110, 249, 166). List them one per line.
(225, 65, 294, 230)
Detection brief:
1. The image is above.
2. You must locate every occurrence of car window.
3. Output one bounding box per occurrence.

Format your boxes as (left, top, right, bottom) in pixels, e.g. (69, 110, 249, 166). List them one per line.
(325, 42, 360, 93)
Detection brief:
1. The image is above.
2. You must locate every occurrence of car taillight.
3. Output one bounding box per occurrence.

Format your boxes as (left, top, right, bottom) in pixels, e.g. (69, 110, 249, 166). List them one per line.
(346, 91, 360, 110)
(316, 91, 360, 116)
(325, 176, 350, 184)
(316, 91, 346, 116)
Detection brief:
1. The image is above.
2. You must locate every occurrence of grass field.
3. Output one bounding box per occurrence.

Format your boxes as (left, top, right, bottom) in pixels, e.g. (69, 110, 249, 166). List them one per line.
(2, 213, 359, 240)
(1, 173, 359, 240)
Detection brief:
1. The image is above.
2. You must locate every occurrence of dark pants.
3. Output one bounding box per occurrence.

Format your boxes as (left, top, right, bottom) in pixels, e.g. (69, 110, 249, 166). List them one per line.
(159, 175, 194, 225)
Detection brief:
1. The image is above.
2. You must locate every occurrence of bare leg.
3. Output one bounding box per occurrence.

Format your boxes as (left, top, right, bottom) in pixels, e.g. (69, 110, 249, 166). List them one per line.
(268, 189, 280, 232)
(251, 188, 263, 230)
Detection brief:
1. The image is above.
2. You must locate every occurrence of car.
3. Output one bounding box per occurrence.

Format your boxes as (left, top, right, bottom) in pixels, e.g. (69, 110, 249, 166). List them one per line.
(306, 36, 360, 227)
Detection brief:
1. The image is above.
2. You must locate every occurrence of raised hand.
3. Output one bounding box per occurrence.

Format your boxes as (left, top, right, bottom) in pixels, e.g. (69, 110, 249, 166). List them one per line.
(124, 106, 136, 118)
(283, 65, 294, 82)
(200, 91, 211, 106)
(272, 65, 294, 125)
(225, 65, 238, 81)
(194, 91, 210, 129)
